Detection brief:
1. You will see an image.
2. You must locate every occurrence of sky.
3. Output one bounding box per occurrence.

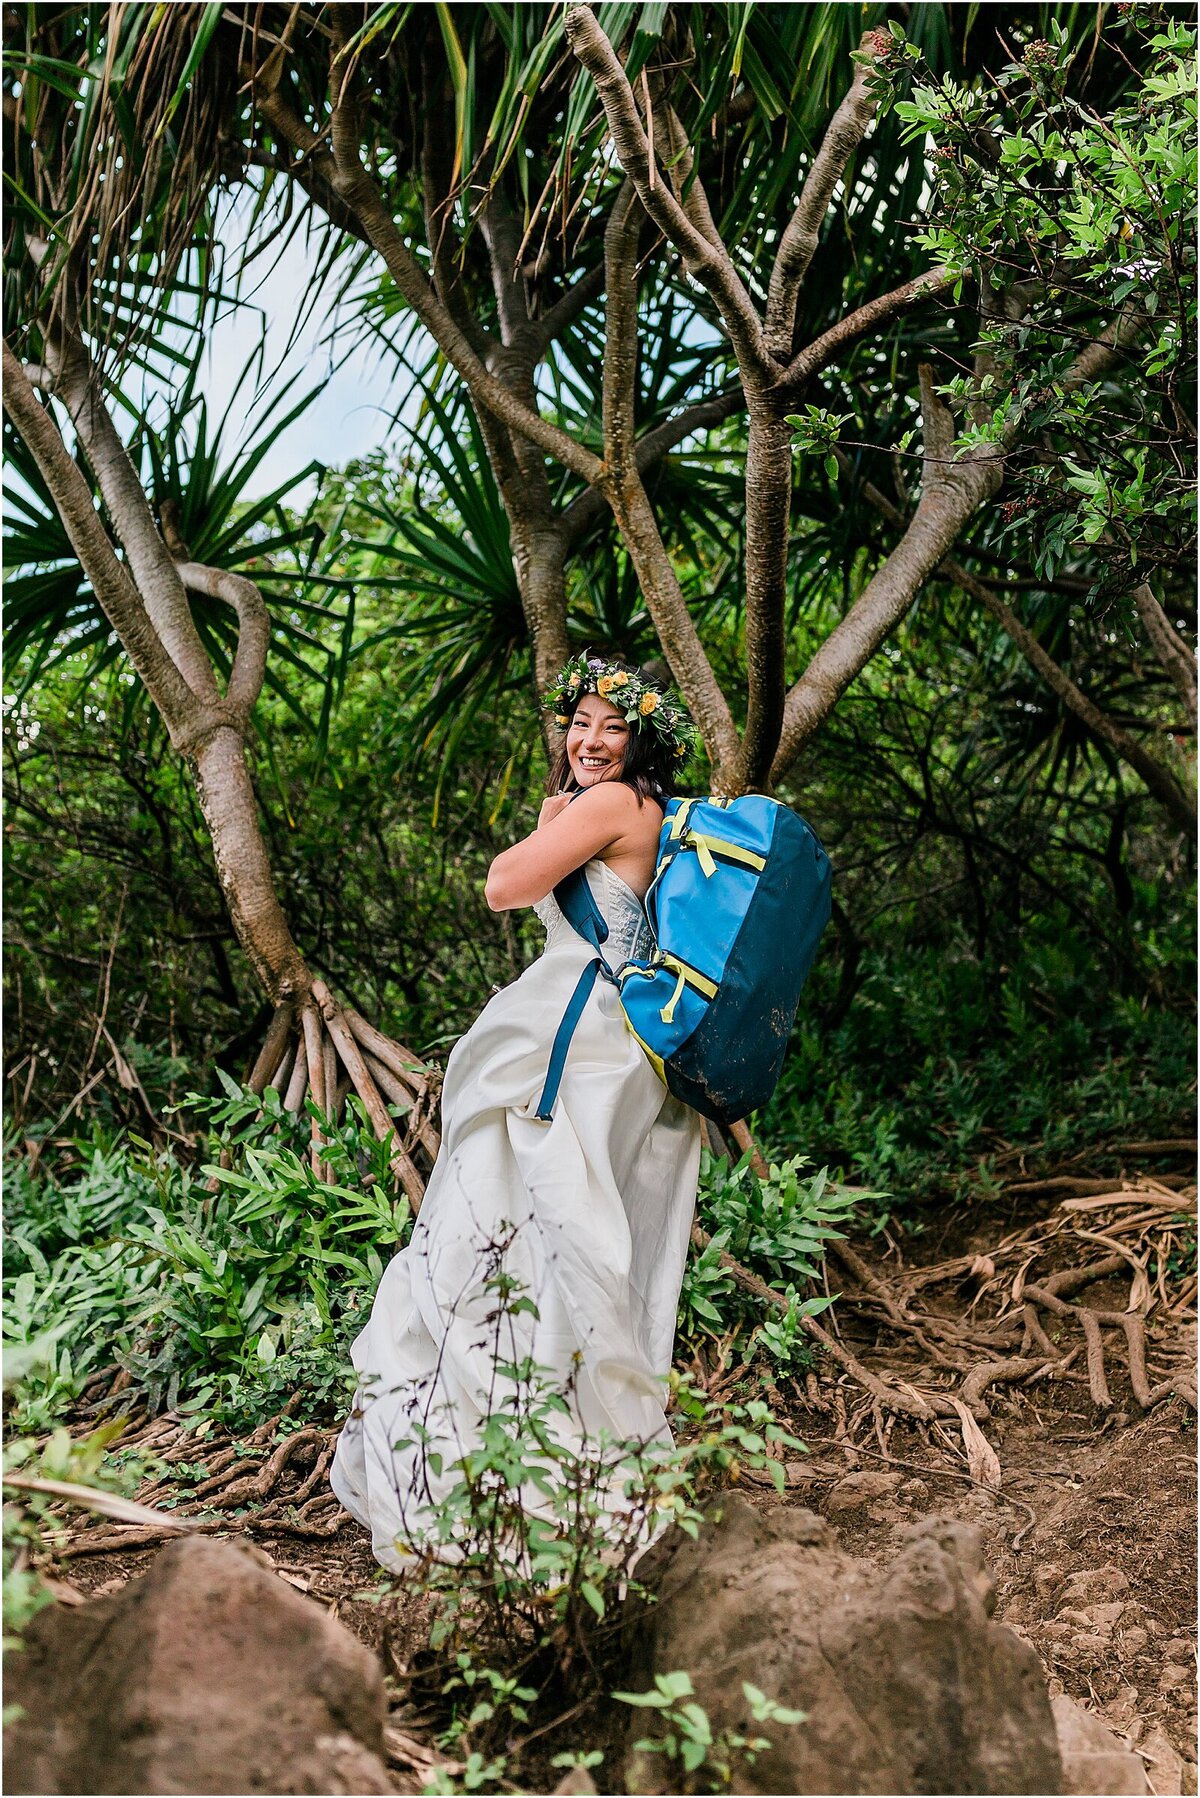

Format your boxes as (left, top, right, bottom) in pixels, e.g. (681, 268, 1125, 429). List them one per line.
(191, 195, 408, 499)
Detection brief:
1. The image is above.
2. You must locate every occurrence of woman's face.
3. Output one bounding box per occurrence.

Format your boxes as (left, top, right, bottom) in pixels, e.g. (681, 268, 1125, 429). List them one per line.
(567, 693, 630, 787)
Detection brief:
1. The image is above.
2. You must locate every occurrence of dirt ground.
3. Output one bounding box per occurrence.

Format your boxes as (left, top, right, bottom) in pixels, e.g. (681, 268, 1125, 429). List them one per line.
(39, 1173, 1200, 1796)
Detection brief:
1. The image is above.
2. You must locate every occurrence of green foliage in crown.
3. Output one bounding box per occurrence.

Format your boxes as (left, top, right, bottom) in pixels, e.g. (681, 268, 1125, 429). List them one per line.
(543, 651, 699, 761)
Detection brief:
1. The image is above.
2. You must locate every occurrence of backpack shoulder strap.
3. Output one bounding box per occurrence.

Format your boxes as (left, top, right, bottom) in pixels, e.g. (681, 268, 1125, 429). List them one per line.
(533, 797, 613, 1120)
(550, 788, 612, 957)
(553, 864, 610, 956)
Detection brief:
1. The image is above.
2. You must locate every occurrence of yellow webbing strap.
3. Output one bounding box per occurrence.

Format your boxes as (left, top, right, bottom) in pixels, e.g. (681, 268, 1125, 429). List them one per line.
(659, 964, 688, 1024)
(624, 1019, 667, 1084)
(661, 954, 718, 1002)
(685, 834, 767, 878)
(693, 836, 717, 878)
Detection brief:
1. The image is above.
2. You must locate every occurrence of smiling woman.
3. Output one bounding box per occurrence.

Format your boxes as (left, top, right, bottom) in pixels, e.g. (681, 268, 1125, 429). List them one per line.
(330, 655, 703, 1567)
(484, 688, 669, 909)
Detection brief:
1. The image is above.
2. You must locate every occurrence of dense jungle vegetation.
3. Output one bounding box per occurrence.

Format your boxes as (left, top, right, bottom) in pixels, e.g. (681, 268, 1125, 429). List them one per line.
(2, 2, 1195, 1791)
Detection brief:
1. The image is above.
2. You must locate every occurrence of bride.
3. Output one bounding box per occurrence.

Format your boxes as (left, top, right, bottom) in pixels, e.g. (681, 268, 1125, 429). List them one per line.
(330, 655, 703, 1567)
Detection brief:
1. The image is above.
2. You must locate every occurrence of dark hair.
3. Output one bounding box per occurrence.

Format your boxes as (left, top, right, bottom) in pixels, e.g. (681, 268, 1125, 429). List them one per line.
(545, 669, 683, 806)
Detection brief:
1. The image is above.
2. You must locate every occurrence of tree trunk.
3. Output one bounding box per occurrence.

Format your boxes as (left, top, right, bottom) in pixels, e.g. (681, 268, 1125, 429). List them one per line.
(189, 727, 311, 1002)
(2, 340, 437, 1202)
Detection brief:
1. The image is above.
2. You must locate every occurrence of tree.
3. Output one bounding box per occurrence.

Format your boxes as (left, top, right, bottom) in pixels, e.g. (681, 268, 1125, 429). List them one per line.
(3, 4, 1193, 1160)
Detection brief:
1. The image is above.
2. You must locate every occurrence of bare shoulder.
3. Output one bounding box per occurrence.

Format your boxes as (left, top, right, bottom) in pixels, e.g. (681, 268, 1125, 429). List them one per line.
(570, 780, 644, 817)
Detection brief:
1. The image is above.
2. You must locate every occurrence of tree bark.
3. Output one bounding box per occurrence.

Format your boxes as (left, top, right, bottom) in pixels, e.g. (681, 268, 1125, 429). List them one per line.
(1132, 581, 1197, 731)
(191, 728, 311, 999)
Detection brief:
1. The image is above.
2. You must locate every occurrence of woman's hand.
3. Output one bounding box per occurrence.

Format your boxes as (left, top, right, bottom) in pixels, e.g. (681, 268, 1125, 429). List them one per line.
(537, 793, 574, 829)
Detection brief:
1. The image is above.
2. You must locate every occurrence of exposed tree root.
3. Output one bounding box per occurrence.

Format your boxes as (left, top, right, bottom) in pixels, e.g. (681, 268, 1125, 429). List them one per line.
(693, 1171, 1196, 1434)
(239, 991, 441, 1208)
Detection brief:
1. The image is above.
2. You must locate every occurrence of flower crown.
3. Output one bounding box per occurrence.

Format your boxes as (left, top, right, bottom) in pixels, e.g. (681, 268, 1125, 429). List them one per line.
(543, 651, 698, 761)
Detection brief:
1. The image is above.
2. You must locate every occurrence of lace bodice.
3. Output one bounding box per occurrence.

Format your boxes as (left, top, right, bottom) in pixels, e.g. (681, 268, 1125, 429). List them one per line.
(533, 859, 655, 966)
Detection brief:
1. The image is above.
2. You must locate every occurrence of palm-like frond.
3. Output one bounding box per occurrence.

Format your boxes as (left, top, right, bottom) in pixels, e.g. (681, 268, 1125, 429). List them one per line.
(347, 387, 530, 770)
(3, 350, 347, 737)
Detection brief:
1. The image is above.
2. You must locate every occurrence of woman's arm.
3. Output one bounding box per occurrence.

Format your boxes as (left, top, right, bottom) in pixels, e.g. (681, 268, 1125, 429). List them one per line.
(484, 783, 640, 911)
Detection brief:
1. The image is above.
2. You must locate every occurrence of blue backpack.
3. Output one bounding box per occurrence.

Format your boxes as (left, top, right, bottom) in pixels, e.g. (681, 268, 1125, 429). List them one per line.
(535, 794, 831, 1127)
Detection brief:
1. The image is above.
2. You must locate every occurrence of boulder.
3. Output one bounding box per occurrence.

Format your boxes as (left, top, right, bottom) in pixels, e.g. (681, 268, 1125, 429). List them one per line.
(623, 1496, 1063, 1795)
(1052, 1696, 1149, 1795)
(1139, 1725, 1191, 1798)
(3, 1536, 392, 1795)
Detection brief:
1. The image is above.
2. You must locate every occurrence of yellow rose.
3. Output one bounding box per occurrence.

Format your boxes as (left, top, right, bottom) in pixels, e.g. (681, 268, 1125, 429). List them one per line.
(597, 675, 614, 696)
(639, 692, 658, 716)
(612, 671, 629, 687)
(568, 672, 581, 688)
(555, 713, 570, 726)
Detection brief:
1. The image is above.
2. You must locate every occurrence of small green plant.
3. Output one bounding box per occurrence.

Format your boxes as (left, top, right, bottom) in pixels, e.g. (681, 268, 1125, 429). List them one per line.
(2, 1405, 155, 1712)
(616, 1670, 807, 1792)
(3, 1089, 407, 1431)
(439, 1653, 538, 1749)
(549, 1749, 605, 1773)
(421, 1750, 508, 1794)
(679, 1148, 863, 1364)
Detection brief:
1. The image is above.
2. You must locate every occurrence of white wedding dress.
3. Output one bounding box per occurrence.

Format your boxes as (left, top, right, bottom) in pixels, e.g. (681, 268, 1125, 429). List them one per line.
(329, 859, 703, 1568)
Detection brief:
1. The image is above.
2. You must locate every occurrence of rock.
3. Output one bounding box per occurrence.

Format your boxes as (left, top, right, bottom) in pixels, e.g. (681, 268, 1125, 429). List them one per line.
(1119, 1628, 1150, 1661)
(551, 1767, 600, 1794)
(3, 1537, 392, 1795)
(622, 1497, 1063, 1795)
(1053, 1696, 1149, 1795)
(1140, 1727, 1186, 1798)
(897, 1478, 930, 1506)
(1059, 1566, 1132, 1607)
(824, 1470, 904, 1514)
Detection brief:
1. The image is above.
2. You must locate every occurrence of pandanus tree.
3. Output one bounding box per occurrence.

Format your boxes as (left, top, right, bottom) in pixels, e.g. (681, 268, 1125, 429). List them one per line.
(4, 4, 1194, 1175)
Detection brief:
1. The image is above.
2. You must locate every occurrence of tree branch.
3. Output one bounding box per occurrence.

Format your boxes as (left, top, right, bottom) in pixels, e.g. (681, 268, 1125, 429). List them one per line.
(175, 562, 271, 719)
(1132, 580, 1197, 730)
(2, 342, 202, 735)
(774, 266, 963, 394)
(605, 475, 741, 781)
(533, 260, 606, 351)
(771, 367, 1002, 782)
(563, 5, 770, 386)
(741, 408, 792, 788)
(44, 329, 220, 704)
(480, 182, 533, 348)
(764, 41, 879, 361)
(601, 182, 642, 471)
(562, 385, 744, 546)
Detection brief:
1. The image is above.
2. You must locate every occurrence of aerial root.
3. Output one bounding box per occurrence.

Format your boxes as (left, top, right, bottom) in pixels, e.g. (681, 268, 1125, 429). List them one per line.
(231, 992, 441, 1209)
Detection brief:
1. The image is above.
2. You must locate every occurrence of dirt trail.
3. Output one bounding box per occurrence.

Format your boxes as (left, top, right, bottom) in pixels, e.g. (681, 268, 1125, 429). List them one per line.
(762, 1179, 1197, 1796)
(39, 1167, 1199, 1794)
